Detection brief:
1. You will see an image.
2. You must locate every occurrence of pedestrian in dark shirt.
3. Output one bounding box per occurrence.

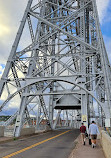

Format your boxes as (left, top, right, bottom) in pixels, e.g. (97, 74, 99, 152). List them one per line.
(80, 123, 86, 145)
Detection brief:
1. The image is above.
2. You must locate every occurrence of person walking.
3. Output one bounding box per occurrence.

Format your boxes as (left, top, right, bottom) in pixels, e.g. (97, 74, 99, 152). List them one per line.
(80, 123, 86, 145)
(89, 121, 100, 148)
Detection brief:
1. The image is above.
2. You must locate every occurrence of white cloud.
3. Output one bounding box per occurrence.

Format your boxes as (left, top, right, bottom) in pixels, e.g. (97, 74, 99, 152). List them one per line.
(0, 0, 28, 65)
(0, 24, 11, 37)
(0, 65, 3, 73)
(96, 0, 110, 24)
(8, 101, 20, 109)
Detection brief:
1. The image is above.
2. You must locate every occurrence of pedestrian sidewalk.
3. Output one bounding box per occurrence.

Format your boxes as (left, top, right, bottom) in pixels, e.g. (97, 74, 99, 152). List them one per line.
(69, 136, 105, 158)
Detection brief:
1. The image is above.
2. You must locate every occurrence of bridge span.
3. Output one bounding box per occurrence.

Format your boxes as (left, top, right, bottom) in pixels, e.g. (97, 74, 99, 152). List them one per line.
(0, 129, 107, 158)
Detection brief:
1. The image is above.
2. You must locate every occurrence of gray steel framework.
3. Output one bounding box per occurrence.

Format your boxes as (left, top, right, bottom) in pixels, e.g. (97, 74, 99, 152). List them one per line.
(0, 0, 111, 137)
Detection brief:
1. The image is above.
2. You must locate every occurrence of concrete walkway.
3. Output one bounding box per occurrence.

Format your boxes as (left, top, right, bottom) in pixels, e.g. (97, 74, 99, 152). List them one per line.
(69, 136, 106, 158)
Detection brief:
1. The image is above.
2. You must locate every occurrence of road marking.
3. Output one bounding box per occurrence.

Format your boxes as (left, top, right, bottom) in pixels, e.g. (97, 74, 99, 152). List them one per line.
(2, 130, 71, 158)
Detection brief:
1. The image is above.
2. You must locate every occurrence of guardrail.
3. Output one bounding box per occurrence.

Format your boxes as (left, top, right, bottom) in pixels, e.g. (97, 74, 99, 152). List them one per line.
(0, 126, 4, 137)
(100, 130, 111, 158)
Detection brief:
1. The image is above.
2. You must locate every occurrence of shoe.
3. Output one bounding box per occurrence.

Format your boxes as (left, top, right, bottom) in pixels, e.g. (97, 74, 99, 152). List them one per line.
(94, 144, 96, 147)
(92, 143, 94, 148)
(84, 141, 85, 145)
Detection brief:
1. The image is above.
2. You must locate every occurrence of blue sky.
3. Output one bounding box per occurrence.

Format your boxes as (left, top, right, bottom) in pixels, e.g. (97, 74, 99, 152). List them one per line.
(101, 0, 111, 36)
(101, 3, 111, 37)
(100, 0, 111, 60)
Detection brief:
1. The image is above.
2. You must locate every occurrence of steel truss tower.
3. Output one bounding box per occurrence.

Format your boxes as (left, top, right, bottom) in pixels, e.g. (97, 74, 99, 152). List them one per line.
(0, 0, 111, 137)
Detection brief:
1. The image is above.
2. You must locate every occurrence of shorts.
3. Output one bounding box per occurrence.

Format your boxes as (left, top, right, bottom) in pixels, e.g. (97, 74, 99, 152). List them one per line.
(91, 134, 97, 140)
(81, 133, 86, 138)
(81, 133, 85, 135)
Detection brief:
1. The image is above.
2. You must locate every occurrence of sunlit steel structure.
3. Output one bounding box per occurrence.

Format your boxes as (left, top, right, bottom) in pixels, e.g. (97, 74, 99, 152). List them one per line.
(0, 0, 111, 137)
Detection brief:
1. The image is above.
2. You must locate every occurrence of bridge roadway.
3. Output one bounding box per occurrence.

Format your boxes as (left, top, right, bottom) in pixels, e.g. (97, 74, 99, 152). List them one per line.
(0, 129, 79, 158)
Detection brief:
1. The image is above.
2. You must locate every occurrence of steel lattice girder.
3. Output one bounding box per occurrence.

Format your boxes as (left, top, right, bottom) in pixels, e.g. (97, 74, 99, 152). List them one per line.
(0, 0, 111, 137)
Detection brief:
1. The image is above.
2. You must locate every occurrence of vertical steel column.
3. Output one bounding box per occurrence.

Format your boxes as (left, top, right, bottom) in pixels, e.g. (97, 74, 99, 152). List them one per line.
(79, 0, 88, 129)
(93, 0, 111, 119)
(49, 1, 57, 127)
(14, 0, 47, 137)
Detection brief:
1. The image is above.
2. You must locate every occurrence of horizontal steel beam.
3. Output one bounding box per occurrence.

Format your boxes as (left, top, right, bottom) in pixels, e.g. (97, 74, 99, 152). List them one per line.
(22, 91, 85, 96)
(29, 11, 97, 51)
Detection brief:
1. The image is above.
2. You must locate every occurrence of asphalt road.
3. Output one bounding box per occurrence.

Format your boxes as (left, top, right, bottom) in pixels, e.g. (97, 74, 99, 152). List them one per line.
(0, 129, 80, 158)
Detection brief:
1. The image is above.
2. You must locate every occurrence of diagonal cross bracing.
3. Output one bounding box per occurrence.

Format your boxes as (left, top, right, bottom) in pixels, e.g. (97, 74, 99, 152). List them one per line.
(0, 0, 111, 137)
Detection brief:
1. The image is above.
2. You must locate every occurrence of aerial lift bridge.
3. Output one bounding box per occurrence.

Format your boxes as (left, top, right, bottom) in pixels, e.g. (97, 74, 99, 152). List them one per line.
(0, 0, 111, 137)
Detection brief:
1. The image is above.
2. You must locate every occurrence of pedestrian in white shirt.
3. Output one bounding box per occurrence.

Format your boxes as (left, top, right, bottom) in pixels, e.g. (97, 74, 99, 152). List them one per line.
(89, 121, 100, 148)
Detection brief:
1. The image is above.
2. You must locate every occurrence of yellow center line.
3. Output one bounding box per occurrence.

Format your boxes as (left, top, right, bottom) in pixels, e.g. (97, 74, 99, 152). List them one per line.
(2, 130, 71, 158)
